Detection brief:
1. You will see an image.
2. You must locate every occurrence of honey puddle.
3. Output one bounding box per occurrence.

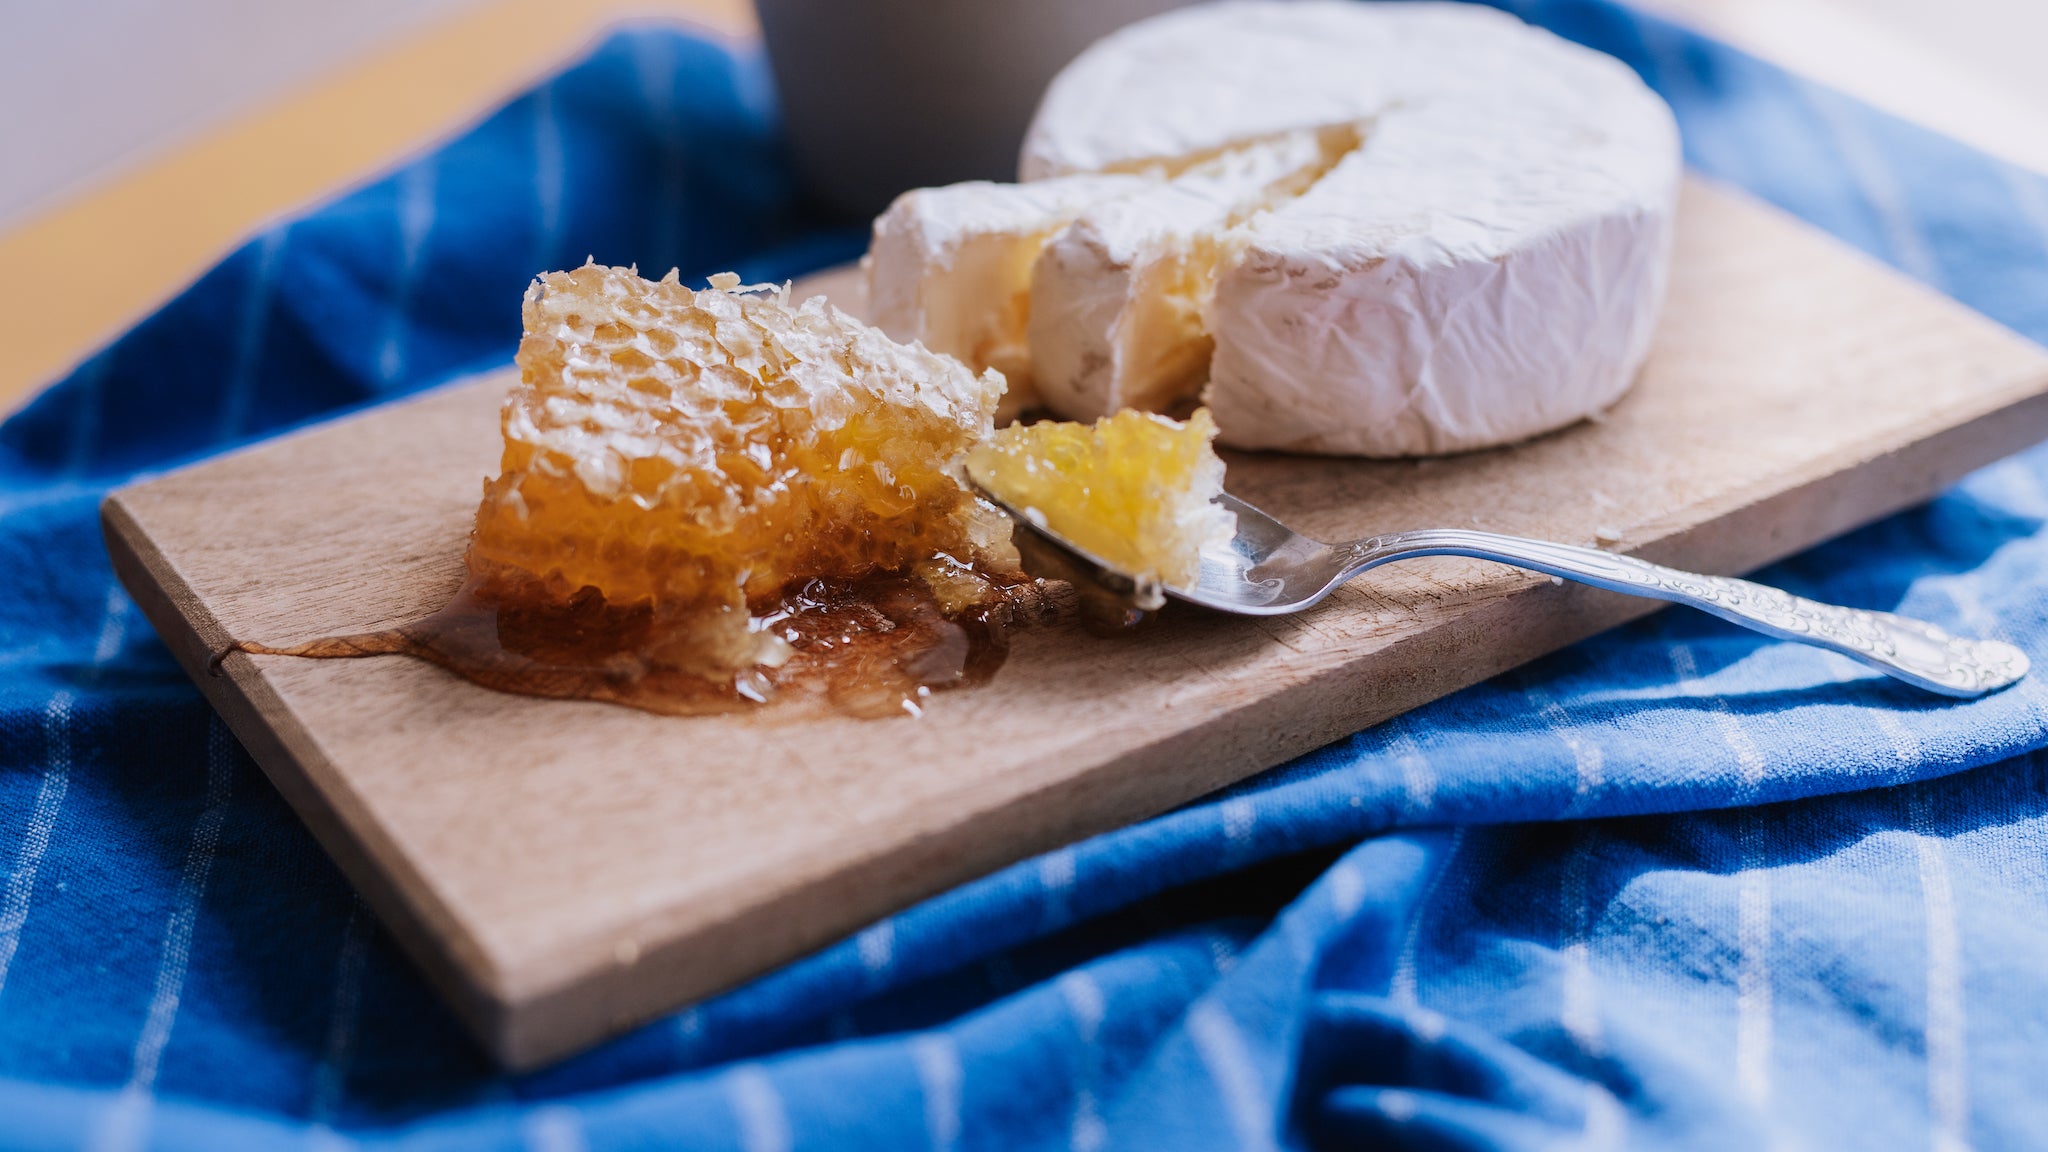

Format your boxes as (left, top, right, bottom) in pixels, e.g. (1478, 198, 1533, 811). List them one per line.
(221, 574, 1039, 719)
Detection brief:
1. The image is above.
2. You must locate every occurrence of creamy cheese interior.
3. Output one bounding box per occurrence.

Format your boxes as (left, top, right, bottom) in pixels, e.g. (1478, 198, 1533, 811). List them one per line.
(1028, 123, 1358, 422)
(1023, 0, 1680, 456)
(864, 175, 1144, 421)
(865, 0, 1680, 458)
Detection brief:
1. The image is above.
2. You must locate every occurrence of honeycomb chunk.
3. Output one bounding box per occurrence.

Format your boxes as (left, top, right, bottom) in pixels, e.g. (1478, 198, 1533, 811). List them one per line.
(468, 264, 1018, 673)
(966, 408, 1236, 592)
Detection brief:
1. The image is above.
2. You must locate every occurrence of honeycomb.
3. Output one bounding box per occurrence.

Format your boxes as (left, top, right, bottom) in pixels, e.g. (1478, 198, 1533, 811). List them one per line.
(468, 264, 1020, 673)
(966, 407, 1236, 592)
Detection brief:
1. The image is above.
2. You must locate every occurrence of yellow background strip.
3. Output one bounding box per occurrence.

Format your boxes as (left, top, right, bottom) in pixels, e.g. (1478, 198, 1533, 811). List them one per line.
(0, 0, 749, 413)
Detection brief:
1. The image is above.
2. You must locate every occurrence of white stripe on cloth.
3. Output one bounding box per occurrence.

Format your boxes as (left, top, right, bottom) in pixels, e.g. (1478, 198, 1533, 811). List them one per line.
(1, 588, 132, 997)
(1375, 1088, 1419, 1123)
(1058, 970, 1108, 1152)
(1582, 1084, 1628, 1151)
(1327, 858, 1367, 921)
(1735, 814, 1774, 1113)
(90, 719, 237, 1152)
(1800, 86, 1946, 290)
(217, 224, 289, 443)
(1069, 1088, 1107, 1152)
(91, 584, 131, 668)
(2000, 164, 2048, 262)
(725, 1065, 793, 1152)
(1811, 650, 1922, 771)
(1976, 454, 2048, 522)
(0, 692, 75, 1000)
(630, 36, 684, 273)
(1059, 969, 1105, 1045)
(1201, 929, 1241, 978)
(305, 1124, 355, 1152)
(376, 159, 439, 387)
(63, 351, 112, 479)
(531, 83, 565, 273)
(1188, 1000, 1275, 1152)
(1560, 835, 1602, 1056)
(911, 1033, 963, 1152)
(1389, 730, 1435, 819)
(522, 1104, 590, 1152)
(1669, 644, 1767, 796)
(675, 1006, 704, 1048)
(1527, 682, 1605, 809)
(1220, 798, 1257, 845)
(1910, 796, 1972, 1152)
(857, 918, 895, 979)
(1039, 846, 1076, 929)
(1390, 829, 1468, 1009)
(307, 900, 370, 1136)
(1874, 709, 1923, 768)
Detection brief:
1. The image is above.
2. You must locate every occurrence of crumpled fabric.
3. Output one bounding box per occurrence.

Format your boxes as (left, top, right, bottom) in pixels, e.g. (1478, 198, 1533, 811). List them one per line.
(4, 2, 2048, 1149)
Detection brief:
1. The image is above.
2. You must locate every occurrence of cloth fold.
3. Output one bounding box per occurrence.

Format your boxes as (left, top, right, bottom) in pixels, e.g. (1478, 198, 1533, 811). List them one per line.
(2, 1, 2047, 1148)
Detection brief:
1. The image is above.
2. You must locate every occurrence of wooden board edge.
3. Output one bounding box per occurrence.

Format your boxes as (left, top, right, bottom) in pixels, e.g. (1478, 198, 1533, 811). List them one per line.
(99, 493, 522, 1058)
(483, 355, 2048, 1067)
(101, 361, 2048, 1070)
(94, 186, 2048, 1065)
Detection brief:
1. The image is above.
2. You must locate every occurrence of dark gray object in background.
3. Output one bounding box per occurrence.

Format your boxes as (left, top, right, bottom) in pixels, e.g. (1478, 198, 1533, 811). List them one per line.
(754, 0, 1199, 220)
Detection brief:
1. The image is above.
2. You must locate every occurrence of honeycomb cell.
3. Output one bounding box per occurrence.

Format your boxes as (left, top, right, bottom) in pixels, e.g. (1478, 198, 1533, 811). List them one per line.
(467, 264, 1020, 673)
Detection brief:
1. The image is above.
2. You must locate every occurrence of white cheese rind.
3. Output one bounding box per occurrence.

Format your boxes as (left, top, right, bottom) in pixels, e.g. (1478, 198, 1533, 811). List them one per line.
(1029, 128, 1342, 422)
(1022, 0, 1682, 456)
(864, 175, 1143, 421)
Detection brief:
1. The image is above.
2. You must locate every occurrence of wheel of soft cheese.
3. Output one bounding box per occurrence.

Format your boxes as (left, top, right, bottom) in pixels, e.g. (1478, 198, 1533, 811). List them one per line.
(1021, 0, 1681, 456)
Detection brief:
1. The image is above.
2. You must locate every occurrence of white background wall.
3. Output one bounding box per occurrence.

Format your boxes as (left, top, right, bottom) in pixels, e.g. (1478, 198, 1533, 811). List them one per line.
(4, 0, 2046, 233)
(0, 0, 483, 230)
(1856, 0, 2048, 111)
(1636, 0, 2048, 176)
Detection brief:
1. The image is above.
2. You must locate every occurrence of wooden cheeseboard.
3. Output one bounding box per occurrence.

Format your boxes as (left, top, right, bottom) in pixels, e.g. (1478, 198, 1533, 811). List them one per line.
(103, 179, 2048, 1068)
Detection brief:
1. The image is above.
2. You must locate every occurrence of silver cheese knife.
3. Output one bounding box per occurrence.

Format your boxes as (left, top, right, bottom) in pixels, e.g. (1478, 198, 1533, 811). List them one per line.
(982, 488, 2029, 699)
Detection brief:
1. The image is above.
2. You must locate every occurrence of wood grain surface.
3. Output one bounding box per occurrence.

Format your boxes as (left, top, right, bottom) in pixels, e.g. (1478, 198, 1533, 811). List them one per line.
(103, 178, 2048, 1068)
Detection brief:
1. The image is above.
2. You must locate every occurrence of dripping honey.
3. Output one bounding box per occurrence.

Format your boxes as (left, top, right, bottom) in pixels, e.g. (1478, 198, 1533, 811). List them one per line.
(215, 264, 1098, 716)
(224, 572, 1038, 720)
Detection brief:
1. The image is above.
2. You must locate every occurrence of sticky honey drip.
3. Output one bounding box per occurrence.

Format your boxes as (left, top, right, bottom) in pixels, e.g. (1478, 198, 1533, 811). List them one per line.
(222, 265, 1042, 719)
(223, 573, 1043, 719)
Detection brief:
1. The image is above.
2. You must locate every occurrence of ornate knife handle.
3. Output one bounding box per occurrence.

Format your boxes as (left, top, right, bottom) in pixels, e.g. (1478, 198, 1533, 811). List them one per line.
(1339, 529, 2028, 698)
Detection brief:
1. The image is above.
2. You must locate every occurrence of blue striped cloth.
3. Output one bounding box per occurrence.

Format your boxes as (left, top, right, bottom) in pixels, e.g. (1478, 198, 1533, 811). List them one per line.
(5, 2, 2048, 1148)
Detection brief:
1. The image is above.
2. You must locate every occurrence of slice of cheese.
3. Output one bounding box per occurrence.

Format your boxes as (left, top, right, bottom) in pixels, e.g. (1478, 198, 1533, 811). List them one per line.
(864, 175, 1143, 422)
(1028, 125, 1356, 422)
(1021, 0, 1681, 456)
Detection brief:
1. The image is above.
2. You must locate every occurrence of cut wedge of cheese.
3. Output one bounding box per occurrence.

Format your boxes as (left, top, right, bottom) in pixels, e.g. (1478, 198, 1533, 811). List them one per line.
(1021, 0, 1681, 456)
(864, 175, 1144, 422)
(1028, 124, 1357, 422)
